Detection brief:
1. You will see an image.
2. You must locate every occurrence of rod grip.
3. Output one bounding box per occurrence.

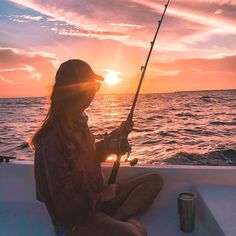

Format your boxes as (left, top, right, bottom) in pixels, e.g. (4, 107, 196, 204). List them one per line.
(108, 159, 120, 184)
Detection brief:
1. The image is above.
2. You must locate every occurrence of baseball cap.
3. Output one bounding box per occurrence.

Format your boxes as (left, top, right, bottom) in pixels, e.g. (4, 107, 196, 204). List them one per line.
(55, 59, 104, 87)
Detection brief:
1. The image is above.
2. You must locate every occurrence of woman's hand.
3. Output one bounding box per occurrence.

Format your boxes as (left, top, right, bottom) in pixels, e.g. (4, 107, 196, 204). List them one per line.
(100, 184, 117, 202)
(106, 136, 131, 155)
(102, 120, 133, 156)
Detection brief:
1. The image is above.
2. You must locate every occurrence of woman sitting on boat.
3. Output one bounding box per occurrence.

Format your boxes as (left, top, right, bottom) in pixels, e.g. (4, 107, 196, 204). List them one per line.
(31, 59, 163, 236)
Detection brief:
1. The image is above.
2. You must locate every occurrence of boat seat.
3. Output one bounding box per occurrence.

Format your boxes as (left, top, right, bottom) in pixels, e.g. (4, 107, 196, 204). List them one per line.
(0, 164, 55, 236)
(0, 201, 55, 236)
(195, 184, 236, 236)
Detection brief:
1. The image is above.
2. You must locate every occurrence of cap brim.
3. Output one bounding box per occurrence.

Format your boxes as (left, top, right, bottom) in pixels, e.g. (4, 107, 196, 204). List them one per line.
(94, 74, 104, 81)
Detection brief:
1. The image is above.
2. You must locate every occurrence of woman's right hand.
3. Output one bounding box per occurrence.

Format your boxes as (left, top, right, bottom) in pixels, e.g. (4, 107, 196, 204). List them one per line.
(100, 184, 117, 202)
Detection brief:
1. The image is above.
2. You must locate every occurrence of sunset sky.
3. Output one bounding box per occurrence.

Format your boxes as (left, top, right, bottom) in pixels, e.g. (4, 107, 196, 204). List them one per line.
(0, 0, 236, 97)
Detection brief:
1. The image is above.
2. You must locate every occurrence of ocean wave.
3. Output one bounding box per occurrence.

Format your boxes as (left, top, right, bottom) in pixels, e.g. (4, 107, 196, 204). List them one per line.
(0, 142, 29, 154)
(16, 142, 29, 149)
(142, 140, 160, 145)
(163, 149, 236, 166)
(182, 128, 201, 134)
(200, 96, 211, 102)
(147, 115, 164, 120)
(159, 131, 177, 137)
(209, 121, 236, 126)
(133, 128, 154, 133)
(1, 91, 236, 164)
(176, 112, 195, 117)
(165, 140, 178, 144)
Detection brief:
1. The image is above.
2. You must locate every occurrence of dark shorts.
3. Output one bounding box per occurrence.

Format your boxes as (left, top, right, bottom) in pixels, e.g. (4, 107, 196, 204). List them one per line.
(54, 225, 74, 236)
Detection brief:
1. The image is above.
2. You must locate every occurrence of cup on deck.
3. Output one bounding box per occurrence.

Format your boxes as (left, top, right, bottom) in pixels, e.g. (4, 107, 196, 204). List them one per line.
(177, 192, 197, 233)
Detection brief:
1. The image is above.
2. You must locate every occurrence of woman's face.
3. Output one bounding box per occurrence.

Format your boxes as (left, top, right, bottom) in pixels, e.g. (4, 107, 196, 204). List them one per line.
(76, 80, 101, 111)
(83, 84, 96, 108)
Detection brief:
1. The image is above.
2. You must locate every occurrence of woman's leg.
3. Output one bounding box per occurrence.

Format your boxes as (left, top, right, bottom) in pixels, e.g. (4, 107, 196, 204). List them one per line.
(103, 173, 163, 221)
(67, 212, 147, 236)
(71, 173, 162, 236)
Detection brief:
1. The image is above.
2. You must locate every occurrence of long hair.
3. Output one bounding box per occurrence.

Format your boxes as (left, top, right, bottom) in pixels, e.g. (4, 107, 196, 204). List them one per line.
(30, 82, 90, 160)
(30, 59, 99, 160)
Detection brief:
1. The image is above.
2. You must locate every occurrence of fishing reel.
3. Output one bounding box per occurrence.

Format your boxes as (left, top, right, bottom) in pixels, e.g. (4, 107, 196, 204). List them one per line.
(124, 152, 138, 166)
(105, 135, 138, 166)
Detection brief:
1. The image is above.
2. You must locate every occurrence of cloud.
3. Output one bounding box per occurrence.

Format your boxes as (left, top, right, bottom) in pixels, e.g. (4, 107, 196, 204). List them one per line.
(50, 26, 130, 41)
(2, 0, 236, 96)
(15, 0, 234, 34)
(7, 0, 236, 60)
(135, 54, 236, 93)
(9, 14, 43, 23)
(7, 1, 145, 44)
(152, 55, 236, 73)
(0, 75, 15, 84)
(110, 23, 142, 29)
(132, 0, 236, 32)
(0, 47, 56, 83)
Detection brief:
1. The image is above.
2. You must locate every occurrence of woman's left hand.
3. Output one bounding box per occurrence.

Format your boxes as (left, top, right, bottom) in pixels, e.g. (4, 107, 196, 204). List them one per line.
(104, 135, 131, 155)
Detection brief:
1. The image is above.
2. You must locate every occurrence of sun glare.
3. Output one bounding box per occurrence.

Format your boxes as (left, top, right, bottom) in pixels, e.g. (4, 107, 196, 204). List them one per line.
(105, 70, 121, 86)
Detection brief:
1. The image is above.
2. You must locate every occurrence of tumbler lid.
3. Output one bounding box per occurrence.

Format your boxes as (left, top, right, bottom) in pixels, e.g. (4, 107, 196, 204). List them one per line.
(178, 192, 197, 200)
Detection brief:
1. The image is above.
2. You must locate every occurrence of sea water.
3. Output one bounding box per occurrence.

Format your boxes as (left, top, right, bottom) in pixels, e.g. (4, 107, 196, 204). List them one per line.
(0, 90, 236, 165)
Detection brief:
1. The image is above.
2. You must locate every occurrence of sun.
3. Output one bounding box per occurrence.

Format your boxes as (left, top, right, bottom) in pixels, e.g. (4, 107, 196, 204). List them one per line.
(104, 70, 121, 86)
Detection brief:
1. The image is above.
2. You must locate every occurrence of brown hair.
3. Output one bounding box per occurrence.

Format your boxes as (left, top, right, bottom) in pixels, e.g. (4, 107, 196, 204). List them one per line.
(30, 84, 86, 156)
(30, 59, 101, 158)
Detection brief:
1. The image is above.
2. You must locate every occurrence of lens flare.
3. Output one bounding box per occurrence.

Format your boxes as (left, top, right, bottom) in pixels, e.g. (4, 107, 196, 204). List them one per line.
(105, 70, 121, 86)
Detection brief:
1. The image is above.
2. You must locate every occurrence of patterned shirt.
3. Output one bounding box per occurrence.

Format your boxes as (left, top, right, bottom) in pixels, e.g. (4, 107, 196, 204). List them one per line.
(34, 116, 108, 227)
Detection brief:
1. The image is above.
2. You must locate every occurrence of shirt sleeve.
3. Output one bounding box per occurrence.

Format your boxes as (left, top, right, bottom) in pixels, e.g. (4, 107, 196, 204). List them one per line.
(95, 139, 110, 162)
(42, 138, 99, 225)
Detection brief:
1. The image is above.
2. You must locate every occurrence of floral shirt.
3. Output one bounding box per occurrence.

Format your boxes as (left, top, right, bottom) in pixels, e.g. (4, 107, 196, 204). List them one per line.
(34, 117, 108, 227)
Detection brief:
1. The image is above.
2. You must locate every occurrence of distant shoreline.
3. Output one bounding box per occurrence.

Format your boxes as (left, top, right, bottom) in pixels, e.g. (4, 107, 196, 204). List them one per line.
(0, 88, 236, 99)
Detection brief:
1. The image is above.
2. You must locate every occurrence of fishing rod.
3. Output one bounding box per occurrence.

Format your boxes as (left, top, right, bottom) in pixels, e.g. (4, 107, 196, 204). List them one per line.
(108, 0, 171, 184)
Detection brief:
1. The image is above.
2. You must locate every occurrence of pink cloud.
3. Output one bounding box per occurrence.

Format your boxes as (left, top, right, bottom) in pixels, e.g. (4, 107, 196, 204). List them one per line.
(9, 14, 43, 23)
(10, 0, 235, 33)
(2, 0, 235, 96)
(0, 75, 15, 84)
(0, 48, 56, 97)
(132, 0, 236, 32)
(7, 0, 236, 60)
(152, 55, 236, 73)
(0, 48, 55, 74)
(134, 54, 236, 93)
(50, 26, 129, 41)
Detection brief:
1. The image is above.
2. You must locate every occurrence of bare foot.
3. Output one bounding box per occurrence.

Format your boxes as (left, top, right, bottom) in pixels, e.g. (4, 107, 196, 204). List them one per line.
(126, 217, 147, 236)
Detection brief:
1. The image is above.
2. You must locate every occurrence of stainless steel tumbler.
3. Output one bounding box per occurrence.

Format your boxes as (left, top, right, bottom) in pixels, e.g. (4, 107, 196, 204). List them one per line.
(177, 192, 197, 233)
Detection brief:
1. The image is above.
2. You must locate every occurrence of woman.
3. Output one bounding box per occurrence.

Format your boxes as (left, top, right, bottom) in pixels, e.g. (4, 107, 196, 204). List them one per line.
(31, 59, 163, 236)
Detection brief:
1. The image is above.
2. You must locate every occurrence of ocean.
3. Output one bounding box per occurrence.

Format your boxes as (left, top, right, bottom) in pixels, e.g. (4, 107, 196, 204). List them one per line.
(0, 90, 236, 165)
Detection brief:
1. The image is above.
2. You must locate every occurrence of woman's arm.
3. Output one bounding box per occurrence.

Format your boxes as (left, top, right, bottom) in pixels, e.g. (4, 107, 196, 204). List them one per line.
(100, 184, 117, 202)
(95, 139, 110, 162)
(95, 121, 134, 163)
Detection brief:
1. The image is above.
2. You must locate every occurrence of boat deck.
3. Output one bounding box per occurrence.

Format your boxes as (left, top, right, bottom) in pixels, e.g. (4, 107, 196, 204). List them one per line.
(1, 163, 236, 236)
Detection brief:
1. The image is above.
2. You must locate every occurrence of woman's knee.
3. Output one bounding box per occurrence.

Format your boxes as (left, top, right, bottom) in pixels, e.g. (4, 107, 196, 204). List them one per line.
(117, 173, 163, 198)
(141, 173, 163, 189)
(140, 174, 163, 200)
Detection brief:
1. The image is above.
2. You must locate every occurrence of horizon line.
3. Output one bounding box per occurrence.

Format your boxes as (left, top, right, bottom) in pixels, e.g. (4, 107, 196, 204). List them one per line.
(0, 88, 235, 99)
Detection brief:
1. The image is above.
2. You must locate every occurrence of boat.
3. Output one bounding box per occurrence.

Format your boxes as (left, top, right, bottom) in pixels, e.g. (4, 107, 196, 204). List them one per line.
(1, 162, 236, 235)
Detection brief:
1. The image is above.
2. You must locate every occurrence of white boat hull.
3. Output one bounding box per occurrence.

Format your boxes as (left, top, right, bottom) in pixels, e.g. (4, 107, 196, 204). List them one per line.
(1, 163, 236, 236)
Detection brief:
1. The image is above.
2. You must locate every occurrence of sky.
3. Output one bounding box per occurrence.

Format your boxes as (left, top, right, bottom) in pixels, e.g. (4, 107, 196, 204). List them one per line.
(0, 0, 236, 97)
